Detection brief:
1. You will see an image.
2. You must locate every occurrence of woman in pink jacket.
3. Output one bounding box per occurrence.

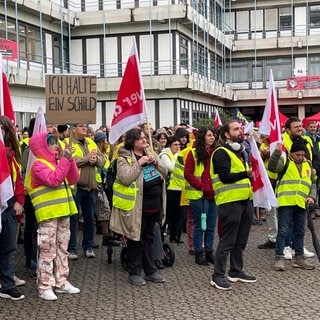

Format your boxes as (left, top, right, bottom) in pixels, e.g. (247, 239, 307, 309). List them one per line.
(28, 132, 80, 301)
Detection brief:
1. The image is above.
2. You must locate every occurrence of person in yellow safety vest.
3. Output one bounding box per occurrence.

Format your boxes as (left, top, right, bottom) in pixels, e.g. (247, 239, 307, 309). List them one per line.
(27, 131, 80, 301)
(210, 120, 256, 291)
(269, 141, 317, 272)
(68, 123, 105, 260)
(184, 126, 218, 266)
(0, 115, 25, 301)
(282, 116, 317, 258)
(159, 136, 182, 246)
(256, 136, 278, 250)
(93, 131, 120, 247)
(110, 128, 167, 286)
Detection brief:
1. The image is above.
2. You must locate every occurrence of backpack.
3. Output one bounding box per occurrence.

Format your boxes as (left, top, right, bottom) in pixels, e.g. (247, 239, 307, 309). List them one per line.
(105, 159, 117, 208)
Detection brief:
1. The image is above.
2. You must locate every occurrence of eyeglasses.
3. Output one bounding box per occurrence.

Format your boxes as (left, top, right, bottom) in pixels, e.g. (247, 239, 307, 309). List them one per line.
(172, 143, 181, 146)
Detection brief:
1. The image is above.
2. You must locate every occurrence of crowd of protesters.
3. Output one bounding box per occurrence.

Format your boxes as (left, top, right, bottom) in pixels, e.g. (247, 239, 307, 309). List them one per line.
(1, 115, 319, 300)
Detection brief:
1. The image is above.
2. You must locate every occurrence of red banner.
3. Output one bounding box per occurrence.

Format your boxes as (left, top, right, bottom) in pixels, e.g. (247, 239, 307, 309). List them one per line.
(0, 38, 18, 61)
(287, 76, 320, 90)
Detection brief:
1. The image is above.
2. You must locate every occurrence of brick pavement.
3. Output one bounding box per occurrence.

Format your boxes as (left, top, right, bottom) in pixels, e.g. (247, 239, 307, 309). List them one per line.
(1, 220, 320, 320)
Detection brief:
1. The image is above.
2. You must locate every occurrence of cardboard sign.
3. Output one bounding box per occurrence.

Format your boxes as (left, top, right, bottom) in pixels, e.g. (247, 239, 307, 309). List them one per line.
(45, 74, 97, 124)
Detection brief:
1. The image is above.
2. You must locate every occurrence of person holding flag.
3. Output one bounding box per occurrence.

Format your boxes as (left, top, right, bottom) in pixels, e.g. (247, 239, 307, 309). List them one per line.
(0, 115, 25, 301)
(210, 120, 256, 291)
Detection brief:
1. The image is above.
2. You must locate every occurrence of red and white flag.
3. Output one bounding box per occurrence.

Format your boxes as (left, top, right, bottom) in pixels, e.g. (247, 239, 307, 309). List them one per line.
(109, 39, 147, 144)
(0, 128, 14, 232)
(214, 107, 222, 127)
(248, 134, 278, 210)
(259, 69, 283, 155)
(0, 54, 15, 125)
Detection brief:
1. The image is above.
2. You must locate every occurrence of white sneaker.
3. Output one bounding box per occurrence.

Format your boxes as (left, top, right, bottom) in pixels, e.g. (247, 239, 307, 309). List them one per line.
(14, 275, 26, 287)
(292, 247, 315, 258)
(55, 282, 80, 294)
(68, 252, 79, 260)
(304, 247, 315, 258)
(39, 289, 57, 301)
(84, 250, 95, 258)
(283, 246, 292, 260)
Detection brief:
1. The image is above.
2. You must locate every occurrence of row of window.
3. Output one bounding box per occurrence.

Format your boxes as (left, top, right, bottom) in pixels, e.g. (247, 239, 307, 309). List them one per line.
(228, 5, 320, 36)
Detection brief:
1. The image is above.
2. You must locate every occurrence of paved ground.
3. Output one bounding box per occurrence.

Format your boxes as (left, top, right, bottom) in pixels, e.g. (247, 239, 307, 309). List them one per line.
(1, 219, 320, 320)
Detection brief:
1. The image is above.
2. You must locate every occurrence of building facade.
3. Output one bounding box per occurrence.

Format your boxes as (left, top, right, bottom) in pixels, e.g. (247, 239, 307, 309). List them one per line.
(1, 0, 320, 129)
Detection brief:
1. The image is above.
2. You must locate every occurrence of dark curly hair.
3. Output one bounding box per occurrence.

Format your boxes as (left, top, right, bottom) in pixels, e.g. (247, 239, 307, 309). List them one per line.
(0, 115, 21, 164)
(124, 128, 143, 150)
(194, 126, 217, 165)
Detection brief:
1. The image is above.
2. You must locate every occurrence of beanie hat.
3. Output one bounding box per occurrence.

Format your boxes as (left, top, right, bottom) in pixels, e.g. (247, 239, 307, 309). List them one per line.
(57, 124, 69, 133)
(290, 141, 306, 153)
(175, 127, 189, 139)
(94, 132, 106, 143)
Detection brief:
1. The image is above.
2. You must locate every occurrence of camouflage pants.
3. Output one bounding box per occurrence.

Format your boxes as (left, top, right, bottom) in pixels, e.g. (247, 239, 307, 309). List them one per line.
(37, 217, 70, 294)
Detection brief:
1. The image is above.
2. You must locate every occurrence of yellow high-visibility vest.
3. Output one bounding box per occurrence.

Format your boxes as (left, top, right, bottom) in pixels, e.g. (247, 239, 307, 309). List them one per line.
(211, 147, 252, 205)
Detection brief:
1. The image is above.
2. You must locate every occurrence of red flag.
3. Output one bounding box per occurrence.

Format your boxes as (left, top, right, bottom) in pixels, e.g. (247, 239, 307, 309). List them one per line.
(0, 128, 14, 231)
(248, 134, 278, 209)
(109, 39, 147, 144)
(0, 54, 15, 126)
(259, 69, 283, 155)
(214, 108, 222, 127)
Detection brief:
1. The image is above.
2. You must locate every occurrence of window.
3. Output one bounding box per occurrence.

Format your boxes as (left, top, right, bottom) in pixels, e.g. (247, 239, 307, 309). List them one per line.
(192, 44, 207, 77)
(279, 7, 292, 31)
(252, 60, 263, 82)
(179, 36, 188, 69)
(310, 5, 320, 28)
(27, 27, 41, 62)
(265, 9, 278, 32)
(309, 56, 320, 75)
(267, 58, 291, 80)
(230, 60, 248, 83)
(53, 34, 69, 72)
(236, 11, 249, 33)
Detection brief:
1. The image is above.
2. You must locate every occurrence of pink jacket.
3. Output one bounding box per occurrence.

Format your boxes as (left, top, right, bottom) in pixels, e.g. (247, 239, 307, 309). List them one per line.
(29, 132, 79, 188)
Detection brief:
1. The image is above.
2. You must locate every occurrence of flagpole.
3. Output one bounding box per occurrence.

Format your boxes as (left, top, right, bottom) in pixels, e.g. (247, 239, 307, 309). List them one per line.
(132, 37, 154, 154)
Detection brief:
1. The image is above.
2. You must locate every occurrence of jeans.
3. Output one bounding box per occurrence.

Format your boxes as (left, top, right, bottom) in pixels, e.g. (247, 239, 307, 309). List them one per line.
(23, 195, 37, 272)
(0, 198, 17, 290)
(189, 199, 217, 254)
(76, 188, 96, 252)
(266, 207, 278, 243)
(275, 206, 306, 257)
(68, 213, 78, 253)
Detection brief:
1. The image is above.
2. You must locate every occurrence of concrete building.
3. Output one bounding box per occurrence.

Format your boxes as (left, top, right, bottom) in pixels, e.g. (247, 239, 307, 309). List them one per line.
(1, 0, 320, 129)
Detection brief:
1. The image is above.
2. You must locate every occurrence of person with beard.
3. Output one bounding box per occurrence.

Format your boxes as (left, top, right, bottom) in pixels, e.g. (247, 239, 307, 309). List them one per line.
(210, 120, 256, 290)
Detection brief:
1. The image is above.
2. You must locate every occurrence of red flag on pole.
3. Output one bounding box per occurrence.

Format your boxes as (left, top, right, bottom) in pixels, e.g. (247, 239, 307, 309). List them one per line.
(214, 107, 222, 127)
(259, 69, 283, 155)
(109, 39, 147, 144)
(0, 128, 14, 231)
(0, 54, 15, 126)
(248, 134, 278, 210)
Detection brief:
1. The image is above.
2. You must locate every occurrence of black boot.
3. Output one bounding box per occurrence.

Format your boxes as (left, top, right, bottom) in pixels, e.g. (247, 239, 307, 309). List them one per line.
(205, 251, 215, 264)
(195, 253, 209, 266)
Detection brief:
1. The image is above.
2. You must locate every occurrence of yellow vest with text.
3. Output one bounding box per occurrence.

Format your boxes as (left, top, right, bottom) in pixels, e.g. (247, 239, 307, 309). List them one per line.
(27, 159, 78, 223)
(276, 159, 312, 209)
(185, 148, 204, 200)
(112, 156, 138, 211)
(211, 147, 252, 205)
